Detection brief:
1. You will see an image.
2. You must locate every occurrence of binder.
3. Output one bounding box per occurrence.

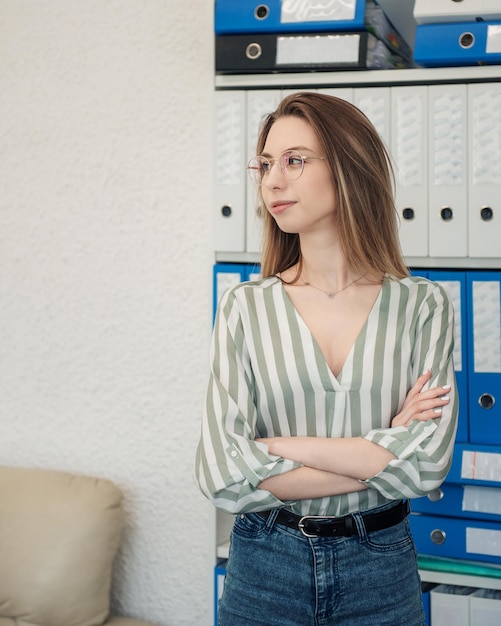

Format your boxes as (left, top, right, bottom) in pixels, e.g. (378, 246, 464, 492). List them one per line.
(412, 483, 501, 522)
(470, 589, 501, 626)
(467, 83, 501, 259)
(245, 90, 282, 253)
(215, 0, 413, 63)
(213, 263, 247, 320)
(215, 31, 412, 74)
(467, 272, 501, 445)
(410, 512, 501, 563)
(428, 271, 468, 443)
(414, 0, 501, 25)
(414, 21, 501, 67)
(427, 84, 468, 258)
(214, 91, 246, 253)
(390, 85, 428, 258)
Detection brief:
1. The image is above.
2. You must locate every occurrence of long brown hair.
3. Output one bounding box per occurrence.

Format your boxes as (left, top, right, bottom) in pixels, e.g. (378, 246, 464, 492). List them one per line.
(254, 92, 408, 280)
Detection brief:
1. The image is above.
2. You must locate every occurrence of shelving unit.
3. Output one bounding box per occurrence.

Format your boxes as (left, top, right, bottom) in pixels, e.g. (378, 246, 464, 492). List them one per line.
(211, 44, 501, 622)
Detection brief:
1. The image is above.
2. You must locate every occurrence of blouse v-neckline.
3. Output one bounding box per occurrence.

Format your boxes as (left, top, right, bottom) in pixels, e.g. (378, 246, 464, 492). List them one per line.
(277, 276, 387, 386)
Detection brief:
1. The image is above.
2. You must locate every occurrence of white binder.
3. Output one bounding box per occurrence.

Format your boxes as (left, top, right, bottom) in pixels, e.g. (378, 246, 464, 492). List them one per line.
(214, 90, 246, 252)
(245, 90, 282, 254)
(414, 0, 501, 24)
(467, 83, 501, 259)
(354, 86, 391, 147)
(319, 87, 354, 103)
(428, 83, 468, 257)
(391, 85, 428, 258)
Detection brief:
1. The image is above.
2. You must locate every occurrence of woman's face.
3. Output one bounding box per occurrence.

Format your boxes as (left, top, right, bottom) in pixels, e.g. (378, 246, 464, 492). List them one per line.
(260, 115, 337, 236)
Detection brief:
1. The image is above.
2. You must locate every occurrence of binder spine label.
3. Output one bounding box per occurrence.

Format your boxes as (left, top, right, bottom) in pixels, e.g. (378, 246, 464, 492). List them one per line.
(433, 93, 465, 187)
(487, 24, 501, 54)
(276, 33, 360, 65)
(281, 0, 357, 23)
(461, 450, 501, 483)
(466, 527, 501, 557)
(472, 281, 501, 373)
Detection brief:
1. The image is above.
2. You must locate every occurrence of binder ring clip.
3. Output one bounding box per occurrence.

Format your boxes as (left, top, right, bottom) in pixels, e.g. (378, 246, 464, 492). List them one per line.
(246, 42, 263, 61)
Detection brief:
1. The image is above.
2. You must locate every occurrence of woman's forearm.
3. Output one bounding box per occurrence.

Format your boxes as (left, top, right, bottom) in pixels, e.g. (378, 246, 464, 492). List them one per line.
(258, 465, 367, 501)
(261, 436, 396, 481)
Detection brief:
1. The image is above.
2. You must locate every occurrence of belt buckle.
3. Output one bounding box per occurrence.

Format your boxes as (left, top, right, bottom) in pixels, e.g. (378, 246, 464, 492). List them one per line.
(298, 514, 337, 538)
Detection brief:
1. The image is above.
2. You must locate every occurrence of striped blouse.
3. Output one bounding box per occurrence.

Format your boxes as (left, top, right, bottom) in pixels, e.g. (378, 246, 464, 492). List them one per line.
(195, 274, 458, 517)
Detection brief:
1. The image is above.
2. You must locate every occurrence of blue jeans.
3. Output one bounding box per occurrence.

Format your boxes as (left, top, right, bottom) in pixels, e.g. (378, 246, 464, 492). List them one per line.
(218, 503, 425, 626)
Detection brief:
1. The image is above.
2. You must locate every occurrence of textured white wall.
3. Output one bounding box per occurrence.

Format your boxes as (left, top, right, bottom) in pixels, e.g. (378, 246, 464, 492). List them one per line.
(0, 1, 213, 624)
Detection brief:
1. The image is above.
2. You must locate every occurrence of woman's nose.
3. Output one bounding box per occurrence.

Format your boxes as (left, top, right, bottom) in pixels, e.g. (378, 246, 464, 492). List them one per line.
(263, 160, 286, 188)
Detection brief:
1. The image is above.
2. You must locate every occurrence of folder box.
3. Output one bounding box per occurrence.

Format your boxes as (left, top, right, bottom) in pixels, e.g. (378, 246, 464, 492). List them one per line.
(414, 21, 501, 68)
(430, 584, 475, 626)
(470, 588, 501, 626)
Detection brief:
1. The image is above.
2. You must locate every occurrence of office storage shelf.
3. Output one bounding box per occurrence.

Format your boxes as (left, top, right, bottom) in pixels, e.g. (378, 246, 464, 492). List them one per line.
(215, 252, 501, 270)
(215, 65, 501, 90)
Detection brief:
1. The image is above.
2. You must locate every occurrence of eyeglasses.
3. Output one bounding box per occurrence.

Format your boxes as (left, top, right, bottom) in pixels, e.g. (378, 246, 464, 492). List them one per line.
(246, 149, 325, 185)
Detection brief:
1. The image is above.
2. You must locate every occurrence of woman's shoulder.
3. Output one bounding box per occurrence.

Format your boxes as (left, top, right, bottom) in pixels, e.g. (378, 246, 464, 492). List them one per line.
(385, 273, 452, 304)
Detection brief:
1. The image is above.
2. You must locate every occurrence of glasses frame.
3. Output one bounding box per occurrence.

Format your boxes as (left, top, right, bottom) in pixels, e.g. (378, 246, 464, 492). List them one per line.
(246, 149, 325, 186)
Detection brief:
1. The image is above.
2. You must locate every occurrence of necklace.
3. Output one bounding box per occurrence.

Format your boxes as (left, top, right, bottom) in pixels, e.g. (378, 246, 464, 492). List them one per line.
(301, 274, 364, 298)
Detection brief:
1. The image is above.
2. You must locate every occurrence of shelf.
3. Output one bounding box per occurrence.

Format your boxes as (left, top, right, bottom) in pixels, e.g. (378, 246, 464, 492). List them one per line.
(215, 65, 501, 90)
(215, 251, 501, 270)
(419, 569, 501, 591)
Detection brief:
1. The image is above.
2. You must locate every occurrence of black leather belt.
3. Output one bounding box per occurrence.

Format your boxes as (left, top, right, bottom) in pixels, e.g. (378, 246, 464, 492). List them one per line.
(258, 500, 409, 538)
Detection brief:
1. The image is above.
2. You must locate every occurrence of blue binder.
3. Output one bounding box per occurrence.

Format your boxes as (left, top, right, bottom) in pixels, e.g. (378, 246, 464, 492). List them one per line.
(429, 271, 468, 443)
(414, 20, 501, 67)
(216, 0, 370, 34)
(467, 272, 501, 445)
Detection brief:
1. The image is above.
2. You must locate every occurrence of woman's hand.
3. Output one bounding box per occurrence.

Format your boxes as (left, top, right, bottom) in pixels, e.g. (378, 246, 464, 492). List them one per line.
(392, 370, 451, 428)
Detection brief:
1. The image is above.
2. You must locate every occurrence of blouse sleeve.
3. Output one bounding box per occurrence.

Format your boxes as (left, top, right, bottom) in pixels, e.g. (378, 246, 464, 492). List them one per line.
(362, 281, 459, 499)
(195, 286, 300, 514)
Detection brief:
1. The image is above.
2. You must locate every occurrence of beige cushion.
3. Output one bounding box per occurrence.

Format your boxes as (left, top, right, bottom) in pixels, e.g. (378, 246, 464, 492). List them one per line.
(0, 465, 124, 626)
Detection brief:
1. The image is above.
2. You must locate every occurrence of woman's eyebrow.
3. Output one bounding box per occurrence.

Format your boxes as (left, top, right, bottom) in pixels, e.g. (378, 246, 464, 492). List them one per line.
(260, 145, 316, 157)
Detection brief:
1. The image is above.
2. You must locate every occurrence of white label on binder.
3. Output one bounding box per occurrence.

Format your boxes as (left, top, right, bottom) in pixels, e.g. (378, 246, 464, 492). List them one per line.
(433, 93, 464, 186)
(467, 527, 501, 557)
(276, 34, 359, 65)
(281, 0, 356, 23)
(462, 450, 501, 483)
(216, 273, 242, 303)
(394, 93, 425, 188)
(486, 25, 501, 54)
(438, 281, 462, 372)
(463, 485, 501, 516)
(472, 281, 501, 373)
(471, 88, 501, 186)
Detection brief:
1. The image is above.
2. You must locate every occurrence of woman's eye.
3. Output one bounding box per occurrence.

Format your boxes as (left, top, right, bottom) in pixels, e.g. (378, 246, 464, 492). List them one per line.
(287, 156, 303, 167)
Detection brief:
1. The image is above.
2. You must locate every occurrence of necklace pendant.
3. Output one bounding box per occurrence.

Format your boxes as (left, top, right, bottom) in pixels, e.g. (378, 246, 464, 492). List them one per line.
(327, 292, 335, 298)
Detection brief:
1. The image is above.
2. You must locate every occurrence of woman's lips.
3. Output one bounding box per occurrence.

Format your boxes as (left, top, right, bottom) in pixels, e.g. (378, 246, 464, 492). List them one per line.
(270, 200, 295, 214)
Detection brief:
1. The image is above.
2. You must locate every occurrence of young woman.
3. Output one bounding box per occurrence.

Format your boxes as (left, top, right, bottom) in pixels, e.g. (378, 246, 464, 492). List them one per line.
(196, 92, 458, 626)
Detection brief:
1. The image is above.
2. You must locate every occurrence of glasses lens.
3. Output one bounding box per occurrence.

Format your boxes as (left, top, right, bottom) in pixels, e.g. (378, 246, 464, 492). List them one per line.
(247, 157, 266, 185)
(280, 150, 304, 180)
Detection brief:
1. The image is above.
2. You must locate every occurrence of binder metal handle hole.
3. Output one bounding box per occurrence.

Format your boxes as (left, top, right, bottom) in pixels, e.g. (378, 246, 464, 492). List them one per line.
(440, 207, 453, 221)
(427, 488, 444, 503)
(221, 205, 232, 218)
(479, 393, 495, 410)
(402, 207, 415, 221)
(480, 206, 494, 221)
(459, 32, 475, 49)
(430, 529, 446, 545)
(246, 42, 262, 61)
(254, 4, 269, 20)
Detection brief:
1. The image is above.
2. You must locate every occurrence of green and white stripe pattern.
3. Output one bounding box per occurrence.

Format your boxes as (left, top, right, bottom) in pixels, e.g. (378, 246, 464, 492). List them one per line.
(195, 275, 458, 516)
